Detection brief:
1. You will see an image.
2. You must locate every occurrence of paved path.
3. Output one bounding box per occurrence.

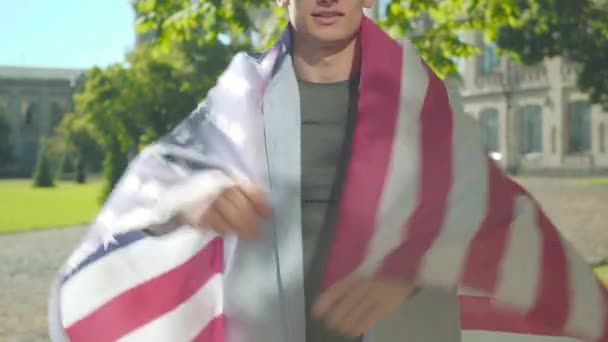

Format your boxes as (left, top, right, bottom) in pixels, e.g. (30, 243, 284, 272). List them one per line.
(0, 178, 606, 341)
(1, 226, 85, 342)
(515, 178, 608, 265)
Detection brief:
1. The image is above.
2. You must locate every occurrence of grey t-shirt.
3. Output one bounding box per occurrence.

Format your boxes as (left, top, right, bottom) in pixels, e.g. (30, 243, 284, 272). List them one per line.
(299, 78, 361, 342)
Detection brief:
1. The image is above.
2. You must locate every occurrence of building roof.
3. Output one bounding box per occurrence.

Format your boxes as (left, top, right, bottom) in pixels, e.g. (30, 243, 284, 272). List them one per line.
(0, 66, 83, 81)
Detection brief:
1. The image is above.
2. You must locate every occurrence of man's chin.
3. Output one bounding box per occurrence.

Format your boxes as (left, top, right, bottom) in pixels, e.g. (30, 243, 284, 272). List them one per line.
(306, 31, 357, 49)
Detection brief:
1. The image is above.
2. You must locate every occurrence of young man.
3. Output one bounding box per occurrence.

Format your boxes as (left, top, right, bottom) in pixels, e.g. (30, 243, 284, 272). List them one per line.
(184, 0, 459, 341)
(49, 0, 608, 341)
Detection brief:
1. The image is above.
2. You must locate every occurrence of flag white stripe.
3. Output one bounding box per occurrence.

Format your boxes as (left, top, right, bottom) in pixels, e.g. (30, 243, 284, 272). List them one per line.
(117, 274, 223, 342)
(563, 241, 605, 339)
(61, 228, 217, 327)
(494, 196, 542, 311)
(418, 105, 488, 287)
(462, 330, 578, 342)
(355, 39, 427, 276)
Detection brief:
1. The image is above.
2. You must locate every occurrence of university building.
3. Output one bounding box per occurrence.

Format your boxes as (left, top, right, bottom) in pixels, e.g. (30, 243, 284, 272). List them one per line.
(0, 67, 83, 176)
(459, 33, 608, 175)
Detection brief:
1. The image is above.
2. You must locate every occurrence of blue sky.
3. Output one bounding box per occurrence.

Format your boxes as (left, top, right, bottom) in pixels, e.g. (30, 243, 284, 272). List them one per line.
(0, 0, 135, 69)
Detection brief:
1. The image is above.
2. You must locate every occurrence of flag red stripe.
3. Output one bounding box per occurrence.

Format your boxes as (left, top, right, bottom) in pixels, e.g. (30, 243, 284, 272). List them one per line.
(65, 237, 223, 342)
(322, 18, 403, 288)
(459, 295, 563, 336)
(463, 169, 572, 336)
(600, 280, 608, 340)
(461, 159, 515, 293)
(528, 204, 570, 335)
(192, 315, 225, 342)
(379, 69, 453, 280)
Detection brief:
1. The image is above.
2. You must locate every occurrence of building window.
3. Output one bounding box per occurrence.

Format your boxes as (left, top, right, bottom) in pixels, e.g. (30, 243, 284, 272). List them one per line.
(521, 105, 543, 154)
(482, 42, 501, 73)
(568, 101, 591, 153)
(22, 101, 37, 126)
(479, 108, 500, 153)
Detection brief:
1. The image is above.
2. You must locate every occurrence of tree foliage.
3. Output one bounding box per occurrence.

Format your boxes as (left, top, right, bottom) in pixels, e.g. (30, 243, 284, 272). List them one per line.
(70, 39, 243, 199)
(497, 0, 608, 109)
(57, 110, 103, 177)
(383, 0, 608, 108)
(39, 137, 68, 180)
(133, 0, 281, 49)
(382, 0, 523, 76)
(32, 144, 55, 188)
(135, 0, 607, 108)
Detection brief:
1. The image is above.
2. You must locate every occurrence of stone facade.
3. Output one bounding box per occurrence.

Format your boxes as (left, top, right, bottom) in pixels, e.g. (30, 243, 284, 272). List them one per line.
(460, 32, 608, 175)
(0, 67, 83, 176)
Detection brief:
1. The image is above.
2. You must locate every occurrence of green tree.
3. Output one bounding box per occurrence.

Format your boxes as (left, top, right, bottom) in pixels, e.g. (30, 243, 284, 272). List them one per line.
(135, 0, 608, 107)
(32, 144, 55, 188)
(100, 137, 128, 203)
(133, 0, 498, 77)
(66, 0, 281, 200)
(75, 158, 87, 184)
(56, 112, 104, 183)
(497, 0, 608, 109)
(71, 65, 132, 199)
(62, 153, 75, 175)
(0, 99, 14, 164)
(39, 137, 66, 180)
(382, 0, 608, 108)
(70, 41, 237, 199)
(133, 0, 273, 48)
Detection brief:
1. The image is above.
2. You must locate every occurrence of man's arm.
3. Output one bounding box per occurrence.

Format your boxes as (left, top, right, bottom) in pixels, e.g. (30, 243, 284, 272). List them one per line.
(102, 98, 270, 240)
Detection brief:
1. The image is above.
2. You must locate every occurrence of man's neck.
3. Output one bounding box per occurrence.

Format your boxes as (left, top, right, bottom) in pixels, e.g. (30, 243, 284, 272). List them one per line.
(292, 35, 359, 83)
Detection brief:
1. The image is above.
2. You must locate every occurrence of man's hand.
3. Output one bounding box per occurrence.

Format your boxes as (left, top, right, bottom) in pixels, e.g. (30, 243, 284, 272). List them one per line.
(312, 277, 415, 337)
(184, 182, 271, 239)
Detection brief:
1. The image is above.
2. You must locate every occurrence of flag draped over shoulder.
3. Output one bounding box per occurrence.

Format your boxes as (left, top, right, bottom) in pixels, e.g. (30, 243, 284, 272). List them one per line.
(48, 49, 277, 342)
(49, 17, 608, 342)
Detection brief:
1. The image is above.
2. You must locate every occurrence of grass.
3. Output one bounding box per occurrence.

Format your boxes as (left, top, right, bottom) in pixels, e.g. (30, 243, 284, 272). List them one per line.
(595, 266, 608, 287)
(587, 178, 608, 186)
(0, 179, 101, 233)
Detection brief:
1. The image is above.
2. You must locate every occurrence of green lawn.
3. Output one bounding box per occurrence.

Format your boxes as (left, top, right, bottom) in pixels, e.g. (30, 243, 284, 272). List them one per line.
(587, 178, 608, 186)
(595, 266, 608, 287)
(0, 179, 101, 233)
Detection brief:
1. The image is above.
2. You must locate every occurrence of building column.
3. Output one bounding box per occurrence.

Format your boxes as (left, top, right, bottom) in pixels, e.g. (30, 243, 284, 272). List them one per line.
(504, 102, 521, 173)
(591, 104, 608, 168)
(544, 58, 565, 167)
(502, 61, 520, 173)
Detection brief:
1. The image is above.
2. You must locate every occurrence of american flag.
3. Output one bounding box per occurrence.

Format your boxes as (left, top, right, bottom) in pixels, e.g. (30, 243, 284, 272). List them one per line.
(49, 18, 608, 342)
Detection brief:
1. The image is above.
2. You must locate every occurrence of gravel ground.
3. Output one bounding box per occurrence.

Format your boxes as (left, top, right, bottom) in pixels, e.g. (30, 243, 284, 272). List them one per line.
(1, 226, 85, 342)
(1, 178, 606, 341)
